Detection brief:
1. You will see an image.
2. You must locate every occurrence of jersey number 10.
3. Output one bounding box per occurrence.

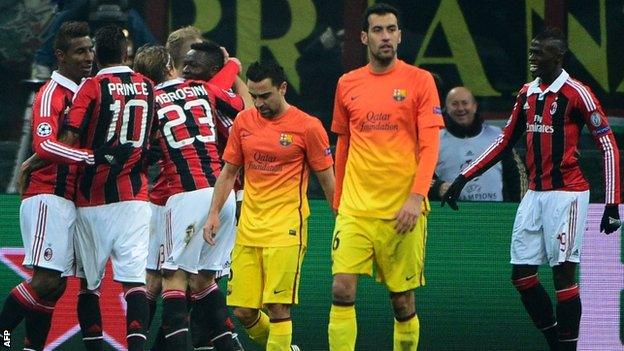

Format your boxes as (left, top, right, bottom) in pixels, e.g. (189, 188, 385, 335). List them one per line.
(107, 99, 149, 147)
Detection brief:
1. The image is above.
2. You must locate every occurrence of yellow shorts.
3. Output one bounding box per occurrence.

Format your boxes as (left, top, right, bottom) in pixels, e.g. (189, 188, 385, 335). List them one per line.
(227, 244, 306, 308)
(331, 213, 427, 292)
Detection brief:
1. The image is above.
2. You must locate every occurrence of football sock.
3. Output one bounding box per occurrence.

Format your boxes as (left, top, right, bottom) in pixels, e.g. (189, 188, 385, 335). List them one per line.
(125, 287, 149, 351)
(0, 282, 33, 331)
(267, 318, 292, 351)
(393, 313, 419, 351)
(513, 275, 558, 350)
(77, 290, 103, 351)
(328, 303, 357, 351)
(191, 283, 234, 350)
(161, 289, 188, 351)
(23, 291, 55, 350)
(244, 310, 270, 347)
(556, 284, 581, 351)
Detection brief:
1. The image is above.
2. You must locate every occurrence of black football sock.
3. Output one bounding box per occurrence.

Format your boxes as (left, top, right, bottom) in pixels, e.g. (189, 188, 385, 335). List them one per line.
(125, 287, 149, 351)
(161, 289, 189, 351)
(77, 290, 103, 351)
(0, 282, 33, 331)
(513, 275, 558, 351)
(191, 284, 234, 351)
(556, 285, 581, 351)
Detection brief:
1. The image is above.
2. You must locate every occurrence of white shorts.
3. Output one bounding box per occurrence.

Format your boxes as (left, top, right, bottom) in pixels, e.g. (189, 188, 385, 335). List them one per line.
(511, 189, 589, 267)
(20, 194, 76, 276)
(75, 201, 150, 290)
(162, 188, 236, 274)
(199, 191, 236, 272)
(147, 203, 166, 271)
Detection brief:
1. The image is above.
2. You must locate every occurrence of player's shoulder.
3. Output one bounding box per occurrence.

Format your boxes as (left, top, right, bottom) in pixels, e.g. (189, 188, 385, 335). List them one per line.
(562, 76, 596, 97)
(337, 65, 369, 86)
(291, 106, 324, 127)
(398, 60, 433, 79)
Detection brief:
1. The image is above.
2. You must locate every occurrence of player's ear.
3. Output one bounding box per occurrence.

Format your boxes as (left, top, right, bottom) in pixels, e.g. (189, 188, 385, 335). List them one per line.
(55, 49, 65, 64)
(279, 81, 287, 96)
(360, 31, 368, 45)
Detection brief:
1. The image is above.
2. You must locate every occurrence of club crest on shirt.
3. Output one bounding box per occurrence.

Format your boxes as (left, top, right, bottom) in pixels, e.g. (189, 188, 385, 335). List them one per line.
(392, 88, 407, 102)
(549, 101, 557, 115)
(279, 133, 293, 147)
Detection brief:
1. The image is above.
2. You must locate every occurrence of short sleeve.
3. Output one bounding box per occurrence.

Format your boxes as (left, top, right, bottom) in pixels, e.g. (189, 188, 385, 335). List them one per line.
(222, 114, 244, 166)
(415, 72, 444, 129)
(331, 78, 349, 135)
(305, 118, 333, 171)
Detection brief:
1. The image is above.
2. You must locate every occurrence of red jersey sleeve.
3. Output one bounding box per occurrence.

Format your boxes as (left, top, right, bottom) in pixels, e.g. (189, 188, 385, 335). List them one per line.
(462, 88, 528, 180)
(331, 79, 349, 135)
(222, 115, 244, 166)
(32, 83, 94, 165)
(208, 60, 240, 90)
(305, 117, 333, 171)
(576, 86, 621, 204)
(67, 78, 99, 133)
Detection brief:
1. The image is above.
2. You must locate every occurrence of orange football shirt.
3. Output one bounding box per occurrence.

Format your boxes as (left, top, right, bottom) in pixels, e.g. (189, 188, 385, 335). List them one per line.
(332, 59, 444, 219)
(223, 105, 333, 247)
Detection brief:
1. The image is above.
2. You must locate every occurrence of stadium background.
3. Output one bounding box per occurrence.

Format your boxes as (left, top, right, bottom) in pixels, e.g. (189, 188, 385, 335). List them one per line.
(0, 0, 623, 350)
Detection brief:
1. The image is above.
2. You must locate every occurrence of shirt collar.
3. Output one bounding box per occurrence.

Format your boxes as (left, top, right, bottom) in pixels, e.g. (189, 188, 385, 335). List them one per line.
(50, 71, 79, 93)
(96, 65, 134, 76)
(526, 69, 569, 97)
(155, 78, 184, 90)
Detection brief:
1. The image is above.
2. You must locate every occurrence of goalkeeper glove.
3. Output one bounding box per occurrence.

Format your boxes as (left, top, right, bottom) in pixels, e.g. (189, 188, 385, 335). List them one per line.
(600, 204, 621, 234)
(441, 175, 468, 211)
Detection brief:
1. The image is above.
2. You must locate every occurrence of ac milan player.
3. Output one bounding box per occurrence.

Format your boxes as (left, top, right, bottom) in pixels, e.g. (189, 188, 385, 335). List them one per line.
(133, 44, 245, 350)
(0, 21, 130, 351)
(442, 28, 621, 351)
(61, 25, 156, 351)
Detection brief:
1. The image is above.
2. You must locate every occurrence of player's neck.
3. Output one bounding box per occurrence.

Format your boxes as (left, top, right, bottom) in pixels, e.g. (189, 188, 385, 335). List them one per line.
(539, 67, 563, 86)
(266, 102, 291, 120)
(369, 56, 397, 74)
(57, 68, 82, 85)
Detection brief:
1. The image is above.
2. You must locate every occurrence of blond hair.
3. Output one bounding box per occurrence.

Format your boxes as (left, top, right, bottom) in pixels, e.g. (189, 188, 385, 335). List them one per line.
(166, 26, 203, 71)
(133, 45, 170, 84)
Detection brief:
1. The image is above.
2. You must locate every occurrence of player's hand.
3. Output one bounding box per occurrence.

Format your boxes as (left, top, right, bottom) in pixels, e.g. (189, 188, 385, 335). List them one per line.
(441, 175, 467, 211)
(203, 212, 220, 245)
(600, 204, 621, 234)
(395, 193, 423, 234)
(18, 160, 32, 195)
(94, 140, 133, 166)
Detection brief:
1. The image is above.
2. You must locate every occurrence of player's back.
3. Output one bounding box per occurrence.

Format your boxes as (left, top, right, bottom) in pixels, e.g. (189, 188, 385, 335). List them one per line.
(68, 66, 155, 206)
(154, 78, 223, 195)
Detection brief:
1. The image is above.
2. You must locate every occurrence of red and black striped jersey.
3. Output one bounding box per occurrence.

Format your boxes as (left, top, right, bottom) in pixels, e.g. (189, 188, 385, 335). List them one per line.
(463, 70, 620, 204)
(24, 71, 96, 200)
(67, 66, 156, 206)
(153, 78, 244, 195)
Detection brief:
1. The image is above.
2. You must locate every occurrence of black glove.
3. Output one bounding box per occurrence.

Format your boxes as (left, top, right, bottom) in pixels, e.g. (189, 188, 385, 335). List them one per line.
(600, 204, 621, 234)
(144, 145, 163, 166)
(93, 141, 133, 166)
(441, 175, 468, 211)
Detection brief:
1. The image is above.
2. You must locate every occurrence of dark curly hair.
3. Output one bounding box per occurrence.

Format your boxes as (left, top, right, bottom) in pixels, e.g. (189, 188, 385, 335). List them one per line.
(54, 21, 91, 53)
(94, 25, 127, 65)
(245, 61, 286, 87)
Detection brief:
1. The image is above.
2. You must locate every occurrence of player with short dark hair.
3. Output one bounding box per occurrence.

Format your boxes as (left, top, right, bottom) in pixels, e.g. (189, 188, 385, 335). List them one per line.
(204, 60, 335, 350)
(442, 27, 621, 351)
(328, 3, 444, 350)
(62, 25, 157, 351)
(0, 20, 95, 351)
(134, 44, 245, 350)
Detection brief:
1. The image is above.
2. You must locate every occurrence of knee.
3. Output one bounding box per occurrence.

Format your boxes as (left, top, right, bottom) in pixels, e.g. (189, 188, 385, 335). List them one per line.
(233, 307, 259, 327)
(31, 270, 65, 300)
(266, 303, 291, 320)
(331, 277, 356, 303)
(390, 291, 414, 318)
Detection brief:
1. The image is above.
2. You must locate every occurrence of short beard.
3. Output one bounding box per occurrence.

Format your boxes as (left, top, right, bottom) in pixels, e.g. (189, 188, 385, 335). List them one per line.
(370, 50, 395, 66)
